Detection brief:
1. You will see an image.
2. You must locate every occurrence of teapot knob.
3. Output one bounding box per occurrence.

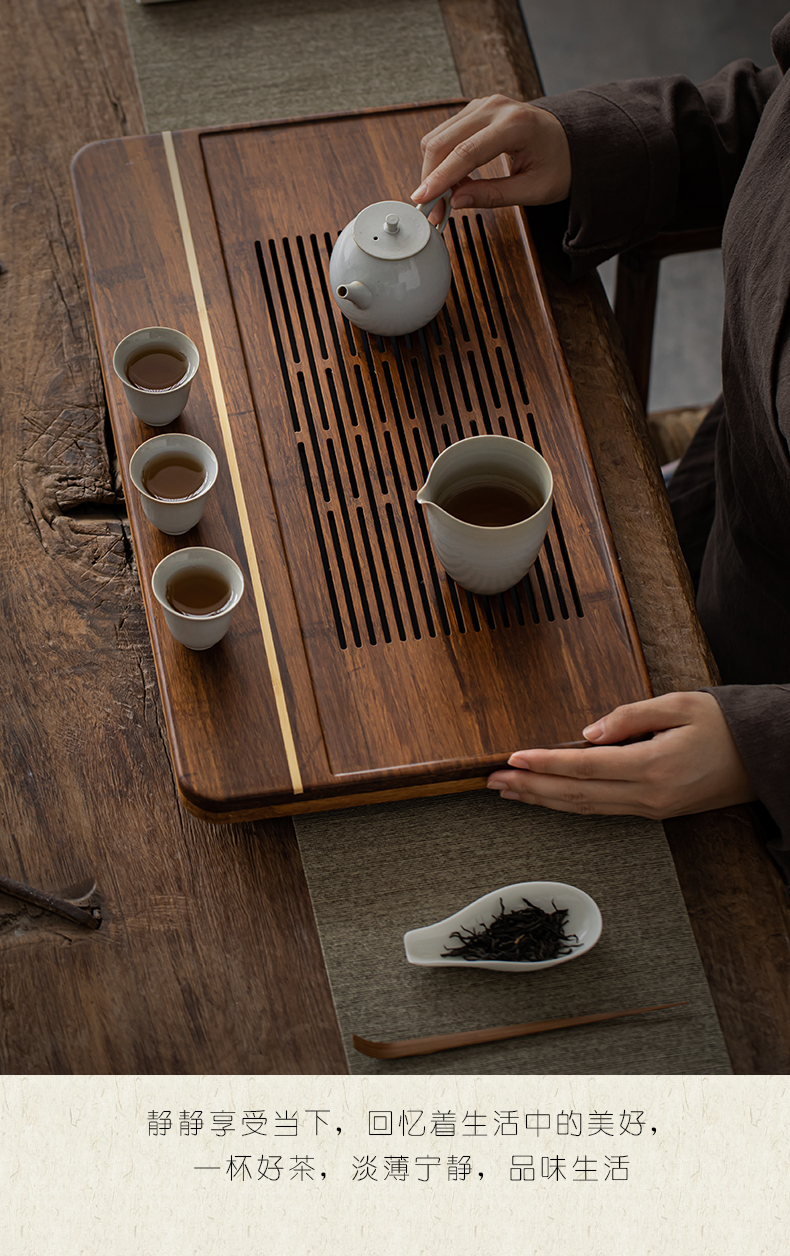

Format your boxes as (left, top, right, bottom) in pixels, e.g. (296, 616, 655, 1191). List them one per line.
(384, 214, 400, 235)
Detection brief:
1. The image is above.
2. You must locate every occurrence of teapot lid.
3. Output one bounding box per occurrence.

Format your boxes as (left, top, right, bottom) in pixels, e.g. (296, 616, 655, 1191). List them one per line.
(352, 200, 431, 261)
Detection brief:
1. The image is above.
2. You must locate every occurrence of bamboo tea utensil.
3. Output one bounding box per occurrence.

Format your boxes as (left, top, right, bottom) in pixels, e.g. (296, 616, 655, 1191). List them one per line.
(0, 873, 101, 930)
(352, 1001, 688, 1059)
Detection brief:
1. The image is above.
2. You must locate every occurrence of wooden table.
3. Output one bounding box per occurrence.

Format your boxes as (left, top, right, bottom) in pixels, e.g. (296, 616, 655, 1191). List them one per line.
(1, 0, 788, 1074)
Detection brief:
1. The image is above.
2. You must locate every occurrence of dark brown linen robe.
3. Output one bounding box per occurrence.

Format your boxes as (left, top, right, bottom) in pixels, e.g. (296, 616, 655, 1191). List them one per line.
(528, 13, 790, 875)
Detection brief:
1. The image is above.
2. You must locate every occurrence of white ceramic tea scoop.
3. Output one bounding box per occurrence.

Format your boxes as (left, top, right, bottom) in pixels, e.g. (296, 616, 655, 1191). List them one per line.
(403, 880, 602, 972)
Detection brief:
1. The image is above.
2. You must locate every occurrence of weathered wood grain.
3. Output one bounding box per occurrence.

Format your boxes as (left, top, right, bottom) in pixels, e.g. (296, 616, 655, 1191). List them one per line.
(664, 807, 790, 1073)
(438, 0, 543, 100)
(540, 267, 721, 694)
(439, 0, 790, 1071)
(0, 0, 345, 1073)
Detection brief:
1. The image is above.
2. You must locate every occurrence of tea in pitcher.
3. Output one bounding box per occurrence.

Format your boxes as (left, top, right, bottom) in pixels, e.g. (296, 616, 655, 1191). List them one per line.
(441, 482, 542, 527)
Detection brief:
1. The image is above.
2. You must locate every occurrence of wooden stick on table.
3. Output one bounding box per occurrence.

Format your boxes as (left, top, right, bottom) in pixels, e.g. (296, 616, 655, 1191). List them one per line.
(0, 873, 101, 930)
(353, 1001, 689, 1059)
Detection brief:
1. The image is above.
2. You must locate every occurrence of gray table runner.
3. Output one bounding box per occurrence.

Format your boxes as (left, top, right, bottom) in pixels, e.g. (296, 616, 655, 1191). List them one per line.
(297, 793, 730, 1074)
(121, 0, 461, 133)
(120, 0, 731, 1075)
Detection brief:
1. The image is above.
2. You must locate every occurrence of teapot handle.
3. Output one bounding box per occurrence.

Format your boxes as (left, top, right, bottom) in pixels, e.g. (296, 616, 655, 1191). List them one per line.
(418, 190, 452, 234)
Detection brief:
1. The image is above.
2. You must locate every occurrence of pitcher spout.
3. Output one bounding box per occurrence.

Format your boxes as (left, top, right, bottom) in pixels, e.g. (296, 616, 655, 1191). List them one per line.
(416, 486, 442, 513)
(416, 462, 440, 508)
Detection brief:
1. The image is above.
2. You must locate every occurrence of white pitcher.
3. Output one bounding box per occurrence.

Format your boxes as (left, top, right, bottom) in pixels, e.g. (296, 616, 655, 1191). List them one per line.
(416, 435, 553, 595)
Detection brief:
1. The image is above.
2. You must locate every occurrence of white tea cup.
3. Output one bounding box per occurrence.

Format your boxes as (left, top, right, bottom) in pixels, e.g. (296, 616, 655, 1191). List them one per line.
(416, 435, 553, 595)
(152, 547, 245, 651)
(129, 433, 218, 536)
(113, 326, 199, 426)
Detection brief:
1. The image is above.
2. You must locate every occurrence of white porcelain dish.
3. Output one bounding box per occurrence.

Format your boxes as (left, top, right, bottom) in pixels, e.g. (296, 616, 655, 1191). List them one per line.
(403, 881, 602, 972)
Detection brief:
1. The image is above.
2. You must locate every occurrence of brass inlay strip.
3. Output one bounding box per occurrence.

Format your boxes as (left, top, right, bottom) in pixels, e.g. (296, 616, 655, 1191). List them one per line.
(161, 130, 304, 795)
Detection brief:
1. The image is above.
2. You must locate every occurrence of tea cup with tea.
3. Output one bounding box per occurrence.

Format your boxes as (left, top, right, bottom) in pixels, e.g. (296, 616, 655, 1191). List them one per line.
(416, 434, 553, 595)
(113, 326, 199, 426)
(129, 433, 218, 535)
(152, 547, 245, 651)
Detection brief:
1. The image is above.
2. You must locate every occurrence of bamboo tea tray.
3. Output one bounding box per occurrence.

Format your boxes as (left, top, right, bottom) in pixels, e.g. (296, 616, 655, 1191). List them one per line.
(71, 104, 651, 821)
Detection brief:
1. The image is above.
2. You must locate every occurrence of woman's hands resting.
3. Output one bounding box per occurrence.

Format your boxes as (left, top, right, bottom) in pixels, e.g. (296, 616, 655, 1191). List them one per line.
(412, 95, 572, 213)
(487, 692, 756, 820)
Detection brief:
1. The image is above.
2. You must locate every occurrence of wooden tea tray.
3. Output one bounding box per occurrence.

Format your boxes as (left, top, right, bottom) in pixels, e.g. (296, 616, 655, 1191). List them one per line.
(71, 104, 651, 821)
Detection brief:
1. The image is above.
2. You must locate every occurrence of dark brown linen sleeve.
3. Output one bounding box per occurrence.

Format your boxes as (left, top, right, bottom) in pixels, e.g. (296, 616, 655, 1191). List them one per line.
(527, 59, 781, 281)
(703, 684, 790, 877)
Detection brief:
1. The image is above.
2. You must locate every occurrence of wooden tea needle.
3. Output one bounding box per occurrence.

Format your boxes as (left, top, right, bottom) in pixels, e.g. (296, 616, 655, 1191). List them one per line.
(352, 1001, 689, 1059)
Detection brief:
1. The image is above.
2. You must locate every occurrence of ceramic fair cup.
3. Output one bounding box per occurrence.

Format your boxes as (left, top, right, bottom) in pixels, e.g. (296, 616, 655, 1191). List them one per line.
(129, 433, 218, 536)
(112, 326, 199, 426)
(416, 434, 554, 595)
(152, 547, 245, 651)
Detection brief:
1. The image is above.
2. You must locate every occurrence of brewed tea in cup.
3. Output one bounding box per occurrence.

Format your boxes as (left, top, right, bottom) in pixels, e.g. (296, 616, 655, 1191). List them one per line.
(165, 566, 233, 616)
(152, 547, 244, 651)
(129, 433, 218, 536)
(113, 326, 199, 426)
(126, 344, 189, 392)
(416, 435, 553, 595)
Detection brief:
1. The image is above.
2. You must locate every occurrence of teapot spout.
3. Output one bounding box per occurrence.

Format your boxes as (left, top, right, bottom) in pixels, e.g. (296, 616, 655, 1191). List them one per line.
(336, 280, 372, 310)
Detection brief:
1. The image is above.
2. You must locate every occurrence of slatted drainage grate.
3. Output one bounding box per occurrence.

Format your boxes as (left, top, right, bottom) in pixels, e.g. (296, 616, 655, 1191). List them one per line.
(255, 212, 583, 650)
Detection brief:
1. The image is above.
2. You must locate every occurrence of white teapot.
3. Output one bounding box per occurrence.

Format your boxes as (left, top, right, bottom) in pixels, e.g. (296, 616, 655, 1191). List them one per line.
(329, 193, 452, 337)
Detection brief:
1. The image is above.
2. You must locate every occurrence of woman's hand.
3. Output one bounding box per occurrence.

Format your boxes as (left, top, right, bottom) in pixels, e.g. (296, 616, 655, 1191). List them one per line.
(486, 692, 756, 820)
(412, 95, 572, 214)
